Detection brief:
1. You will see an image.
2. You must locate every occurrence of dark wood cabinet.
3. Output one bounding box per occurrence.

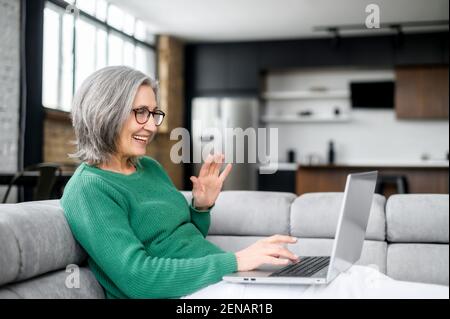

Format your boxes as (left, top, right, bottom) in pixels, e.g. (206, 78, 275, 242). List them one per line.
(395, 66, 449, 119)
(297, 166, 449, 197)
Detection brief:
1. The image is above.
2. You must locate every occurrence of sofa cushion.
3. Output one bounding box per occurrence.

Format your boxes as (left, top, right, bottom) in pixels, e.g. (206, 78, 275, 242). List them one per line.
(206, 235, 387, 274)
(386, 194, 449, 243)
(181, 191, 296, 236)
(387, 244, 449, 286)
(0, 267, 104, 299)
(0, 200, 86, 286)
(290, 193, 386, 241)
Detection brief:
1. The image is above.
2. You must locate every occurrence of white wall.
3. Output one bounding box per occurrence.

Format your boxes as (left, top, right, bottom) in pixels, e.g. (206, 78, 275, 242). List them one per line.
(263, 68, 449, 164)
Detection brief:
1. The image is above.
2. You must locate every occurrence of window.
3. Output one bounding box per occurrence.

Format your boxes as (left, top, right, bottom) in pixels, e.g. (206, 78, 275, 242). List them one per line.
(42, 0, 156, 112)
(42, 6, 60, 109)
(75, 17, 97, 91)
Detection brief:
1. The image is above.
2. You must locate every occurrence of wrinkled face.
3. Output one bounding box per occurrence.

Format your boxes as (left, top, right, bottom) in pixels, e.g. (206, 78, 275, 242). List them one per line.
(116, 84, 158, 159)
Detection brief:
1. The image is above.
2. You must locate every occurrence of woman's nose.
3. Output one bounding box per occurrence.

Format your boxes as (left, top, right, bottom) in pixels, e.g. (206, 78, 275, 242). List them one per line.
(143, 116, 157, 131)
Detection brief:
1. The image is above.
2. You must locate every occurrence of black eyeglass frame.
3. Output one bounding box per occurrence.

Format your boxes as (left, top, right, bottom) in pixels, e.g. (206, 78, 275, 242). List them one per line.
(132, 107, 166, 126)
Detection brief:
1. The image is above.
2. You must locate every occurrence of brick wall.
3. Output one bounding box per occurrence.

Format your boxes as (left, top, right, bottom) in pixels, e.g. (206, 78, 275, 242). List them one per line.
(158, 35, 185, 132)
(43, 109, 78, 171)
(155, 35, 186, 190)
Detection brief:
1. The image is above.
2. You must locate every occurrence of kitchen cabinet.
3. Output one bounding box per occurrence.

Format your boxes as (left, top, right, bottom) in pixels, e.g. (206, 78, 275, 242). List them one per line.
(192, 44, 228, 92)
(260, 40, 311, 69)
(259, 33, 446, 70)
(394, 32, 448, 65)
(191, 44, 260, 94)
(296, 165, 449, 197)
(395, 65, 449, 119)
(227, 44, 260, 91)
(339, 36, 394, 66)
(187, 32, 448, 97)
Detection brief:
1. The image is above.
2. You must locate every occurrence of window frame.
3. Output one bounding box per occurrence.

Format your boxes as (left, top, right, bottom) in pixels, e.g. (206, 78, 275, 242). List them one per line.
(44, 0, 157, 111)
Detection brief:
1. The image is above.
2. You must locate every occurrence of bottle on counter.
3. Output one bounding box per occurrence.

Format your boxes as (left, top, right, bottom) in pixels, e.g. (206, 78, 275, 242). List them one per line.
(287, 149, 296, 163)
(327, 140, 335, 165)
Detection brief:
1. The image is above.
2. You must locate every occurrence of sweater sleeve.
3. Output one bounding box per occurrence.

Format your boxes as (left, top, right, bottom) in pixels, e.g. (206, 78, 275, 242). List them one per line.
(189, 198, 213, 238)
(61, 176, 237, 299)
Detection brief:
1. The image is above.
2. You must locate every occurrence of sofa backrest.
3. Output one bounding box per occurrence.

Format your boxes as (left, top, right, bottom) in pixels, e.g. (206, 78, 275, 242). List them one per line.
(289, 193, 387, 273)
(386, 194, 449, 243)
(0, 191, 448, 298)
(0, 200, 86, 286)
(0, 200, 104, 298)
(290, 193, 386, 241)
(385, 194, 449, 286)
(181, 191, 296, 236)
(182, 191, 389, 274)
(182, 191, 299, 263)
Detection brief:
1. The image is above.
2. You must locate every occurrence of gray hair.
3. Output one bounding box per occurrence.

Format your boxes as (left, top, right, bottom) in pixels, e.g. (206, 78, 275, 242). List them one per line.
(69, 66, 159, 166)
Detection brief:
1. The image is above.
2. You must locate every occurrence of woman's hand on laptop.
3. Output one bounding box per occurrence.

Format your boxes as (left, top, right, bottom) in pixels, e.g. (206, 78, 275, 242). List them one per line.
(234, 235, 300, 272)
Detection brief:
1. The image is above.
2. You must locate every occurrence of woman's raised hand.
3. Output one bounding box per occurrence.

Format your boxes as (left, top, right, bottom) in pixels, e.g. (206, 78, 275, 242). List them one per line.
(190, 153, 232, 210)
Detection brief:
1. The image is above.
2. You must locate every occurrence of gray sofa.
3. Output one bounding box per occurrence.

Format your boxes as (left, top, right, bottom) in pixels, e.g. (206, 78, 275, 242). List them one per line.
(0, 191, 448, 298)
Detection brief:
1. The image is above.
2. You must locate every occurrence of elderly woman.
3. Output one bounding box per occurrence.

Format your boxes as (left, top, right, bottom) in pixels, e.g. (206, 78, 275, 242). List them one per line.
(61, 66, 299, 299)
(62, 66, 449, 300)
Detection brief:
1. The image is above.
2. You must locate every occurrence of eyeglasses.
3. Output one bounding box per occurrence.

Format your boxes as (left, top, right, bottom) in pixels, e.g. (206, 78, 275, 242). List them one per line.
(132, 107, 166, 126)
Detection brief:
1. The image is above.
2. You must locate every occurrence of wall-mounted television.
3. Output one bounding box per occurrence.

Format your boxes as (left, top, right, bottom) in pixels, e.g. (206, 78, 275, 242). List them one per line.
(350, 81, 395, 109)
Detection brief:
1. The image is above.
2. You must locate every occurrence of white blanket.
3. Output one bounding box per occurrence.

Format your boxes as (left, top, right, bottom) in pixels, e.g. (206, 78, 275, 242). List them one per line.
(183, 265, 449, 299)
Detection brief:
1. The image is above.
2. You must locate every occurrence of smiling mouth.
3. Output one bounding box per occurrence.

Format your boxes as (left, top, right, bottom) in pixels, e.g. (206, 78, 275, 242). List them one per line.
(133, 135, 150, 143)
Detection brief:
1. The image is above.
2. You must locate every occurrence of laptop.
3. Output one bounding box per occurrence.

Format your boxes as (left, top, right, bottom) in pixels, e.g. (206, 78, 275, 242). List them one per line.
(223, 171, 378, 285)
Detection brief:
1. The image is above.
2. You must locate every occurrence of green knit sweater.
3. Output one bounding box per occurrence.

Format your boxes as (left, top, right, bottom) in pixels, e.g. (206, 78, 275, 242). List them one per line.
(60, 156, 237, 299)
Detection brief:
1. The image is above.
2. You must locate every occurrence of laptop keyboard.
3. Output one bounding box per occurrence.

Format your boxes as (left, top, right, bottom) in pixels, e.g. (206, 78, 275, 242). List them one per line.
(269, 256, 330, 277)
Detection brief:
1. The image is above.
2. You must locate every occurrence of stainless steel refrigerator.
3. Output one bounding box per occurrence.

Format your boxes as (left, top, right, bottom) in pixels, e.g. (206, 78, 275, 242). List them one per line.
(191, 97, 259, 190)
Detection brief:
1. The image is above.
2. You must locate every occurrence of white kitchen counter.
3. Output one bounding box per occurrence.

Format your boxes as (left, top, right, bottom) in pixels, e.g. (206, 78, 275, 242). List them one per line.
(258, 160, 449, 172)
(258, 162, 298, 172)
(324, 160, 449, 168)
